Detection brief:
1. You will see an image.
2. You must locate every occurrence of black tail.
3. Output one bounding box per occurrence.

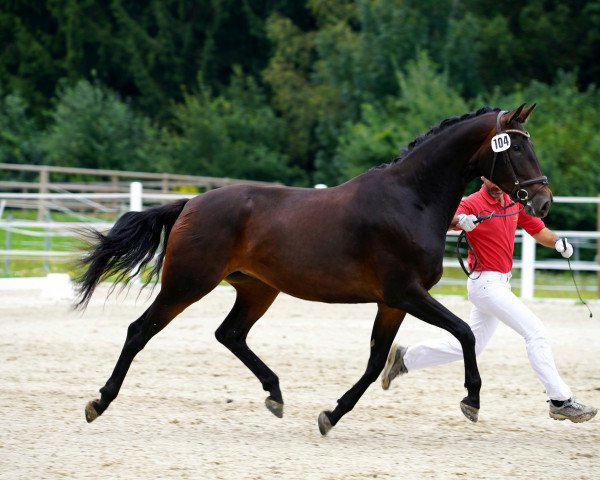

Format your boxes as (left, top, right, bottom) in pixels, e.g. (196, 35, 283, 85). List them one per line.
(74, 199, 189, 309)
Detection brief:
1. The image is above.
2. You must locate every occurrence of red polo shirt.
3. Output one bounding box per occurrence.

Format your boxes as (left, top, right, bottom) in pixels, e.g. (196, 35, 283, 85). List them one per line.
(456, 185, 545, 273)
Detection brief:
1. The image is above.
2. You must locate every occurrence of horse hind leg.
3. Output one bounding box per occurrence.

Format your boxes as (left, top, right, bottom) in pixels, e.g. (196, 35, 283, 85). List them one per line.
(85, 280, 218, 423)
(215, 275, 281, 417)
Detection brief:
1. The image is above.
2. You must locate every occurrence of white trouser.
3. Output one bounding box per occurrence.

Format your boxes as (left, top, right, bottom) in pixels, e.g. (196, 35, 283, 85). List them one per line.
(404, 271, 572, 400)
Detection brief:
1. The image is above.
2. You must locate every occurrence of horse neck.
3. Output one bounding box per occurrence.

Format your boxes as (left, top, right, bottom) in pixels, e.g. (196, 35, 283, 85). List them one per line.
(390, 116, 494, 214)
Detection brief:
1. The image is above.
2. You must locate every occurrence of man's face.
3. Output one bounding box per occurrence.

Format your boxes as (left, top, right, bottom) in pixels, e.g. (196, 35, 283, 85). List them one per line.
(482, 177, 503, 200)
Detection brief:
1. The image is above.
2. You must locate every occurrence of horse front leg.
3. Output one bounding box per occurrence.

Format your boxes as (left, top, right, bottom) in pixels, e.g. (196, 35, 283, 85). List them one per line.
(318, 304, 405, 435)
(398, 286, 482, 422)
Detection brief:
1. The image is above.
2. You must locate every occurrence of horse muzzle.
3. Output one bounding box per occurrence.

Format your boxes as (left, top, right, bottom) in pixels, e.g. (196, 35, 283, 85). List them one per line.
(522, 186, 553, 218)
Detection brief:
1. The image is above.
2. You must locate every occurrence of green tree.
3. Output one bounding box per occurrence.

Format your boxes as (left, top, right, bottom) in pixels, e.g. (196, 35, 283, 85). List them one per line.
(262, 13, 322, 175)
(1, 0, 600, 204)
(0, 1, 62, 121)
(0, 1, 317, 123)
(0, 86, 43, 177)
(455, 0, 600, 93)
(329, 52, 468, 183)
(443, 13, 484, 97)
(41, 79, 163, 172)
(168, 70, 306, 184)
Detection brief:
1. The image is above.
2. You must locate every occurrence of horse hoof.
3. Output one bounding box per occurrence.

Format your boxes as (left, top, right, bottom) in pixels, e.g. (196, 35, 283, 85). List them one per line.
(265, 397, 284, 418)
(85, 400, 100, 423)
(460, 400, 479, 423)
(318, 411, 333, 436)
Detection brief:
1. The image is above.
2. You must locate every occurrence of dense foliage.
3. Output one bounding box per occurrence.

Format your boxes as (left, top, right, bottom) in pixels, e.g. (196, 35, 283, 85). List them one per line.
(1, 0, 599, 228)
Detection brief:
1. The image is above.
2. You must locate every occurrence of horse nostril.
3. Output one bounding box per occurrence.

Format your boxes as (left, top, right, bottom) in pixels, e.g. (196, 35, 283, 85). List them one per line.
(540, 200, 551, 217)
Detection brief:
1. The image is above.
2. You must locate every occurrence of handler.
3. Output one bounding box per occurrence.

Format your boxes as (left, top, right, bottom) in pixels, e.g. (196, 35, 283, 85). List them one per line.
(382, 177, 597, 423)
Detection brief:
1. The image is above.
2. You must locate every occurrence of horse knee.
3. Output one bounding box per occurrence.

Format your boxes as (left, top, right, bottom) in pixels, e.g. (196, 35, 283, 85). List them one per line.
(365, 367, 382, 385)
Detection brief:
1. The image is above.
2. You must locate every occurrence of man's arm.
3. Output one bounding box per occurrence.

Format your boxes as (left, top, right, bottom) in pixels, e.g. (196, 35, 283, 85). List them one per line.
(532, 227, 559, 248)
(449, 215, 460, 229)
(533, 227, 573, 258)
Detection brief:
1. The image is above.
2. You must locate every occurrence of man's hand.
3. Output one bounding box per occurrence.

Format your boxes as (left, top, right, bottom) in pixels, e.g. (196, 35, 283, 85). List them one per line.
(555, 237, 574, 258)
(457, 214, 478, 232)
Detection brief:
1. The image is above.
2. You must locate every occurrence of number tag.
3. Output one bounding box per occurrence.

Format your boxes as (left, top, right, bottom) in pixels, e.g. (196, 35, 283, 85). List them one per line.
(491, 133, 511, 152)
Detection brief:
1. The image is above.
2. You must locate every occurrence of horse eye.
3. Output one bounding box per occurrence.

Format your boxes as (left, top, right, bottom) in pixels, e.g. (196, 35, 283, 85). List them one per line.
(512, 144, 521, 152)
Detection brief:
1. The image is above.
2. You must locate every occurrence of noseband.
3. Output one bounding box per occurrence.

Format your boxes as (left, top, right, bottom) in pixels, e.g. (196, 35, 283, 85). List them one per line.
(488, 110, 548, 204)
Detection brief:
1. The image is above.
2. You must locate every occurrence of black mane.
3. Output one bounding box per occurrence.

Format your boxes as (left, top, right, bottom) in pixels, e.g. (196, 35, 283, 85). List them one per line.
(374, 106, 500, 169)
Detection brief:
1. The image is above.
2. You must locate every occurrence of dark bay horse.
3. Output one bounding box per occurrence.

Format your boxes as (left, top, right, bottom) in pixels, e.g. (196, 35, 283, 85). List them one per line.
(76, 104, 552, 435)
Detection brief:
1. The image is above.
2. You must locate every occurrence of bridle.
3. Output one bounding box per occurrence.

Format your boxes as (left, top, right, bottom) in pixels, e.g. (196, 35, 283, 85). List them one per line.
(488, 110, 548, 205)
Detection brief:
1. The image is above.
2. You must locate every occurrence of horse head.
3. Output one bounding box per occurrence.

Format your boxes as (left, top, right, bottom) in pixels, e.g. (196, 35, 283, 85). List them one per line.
(481, 104, 553, 218)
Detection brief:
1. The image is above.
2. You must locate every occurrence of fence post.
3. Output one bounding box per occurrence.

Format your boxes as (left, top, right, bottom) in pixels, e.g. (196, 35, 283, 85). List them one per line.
(38, 167, 49, 221)
(43, 211, 50, 273)
(521, 232, 536, 300)
(161, 173, 169, 193)
(130, 182, 143, 212)
(4, 214, 11, 274)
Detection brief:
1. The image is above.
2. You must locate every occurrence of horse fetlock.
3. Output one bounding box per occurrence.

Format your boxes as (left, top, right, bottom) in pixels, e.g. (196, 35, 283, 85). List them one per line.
(461, 393, 480, 409)
(464, 378, 482, 396)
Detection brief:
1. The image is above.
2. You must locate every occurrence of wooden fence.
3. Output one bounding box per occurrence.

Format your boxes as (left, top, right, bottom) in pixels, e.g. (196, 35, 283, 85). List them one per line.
(0, 163, 280, 220)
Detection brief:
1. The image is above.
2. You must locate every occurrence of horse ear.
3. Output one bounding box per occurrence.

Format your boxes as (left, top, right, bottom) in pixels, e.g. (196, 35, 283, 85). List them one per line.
(507, 104, 526, 125)
(520, 103, 537, 123)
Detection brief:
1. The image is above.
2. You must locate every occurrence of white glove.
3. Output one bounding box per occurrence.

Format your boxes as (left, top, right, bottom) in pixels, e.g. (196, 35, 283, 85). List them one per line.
(555, 237, 573, 258)
(457, 214, 478, 232)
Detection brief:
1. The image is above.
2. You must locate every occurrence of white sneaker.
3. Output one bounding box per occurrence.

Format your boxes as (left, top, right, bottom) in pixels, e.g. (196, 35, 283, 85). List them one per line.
(549, 397, 597, 423)
(381, 344, 408, 390)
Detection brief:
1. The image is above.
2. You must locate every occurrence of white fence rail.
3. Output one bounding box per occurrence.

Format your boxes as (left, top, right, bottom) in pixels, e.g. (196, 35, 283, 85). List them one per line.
(1, 184, 599, 298)
(444, 229, 600, 299)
